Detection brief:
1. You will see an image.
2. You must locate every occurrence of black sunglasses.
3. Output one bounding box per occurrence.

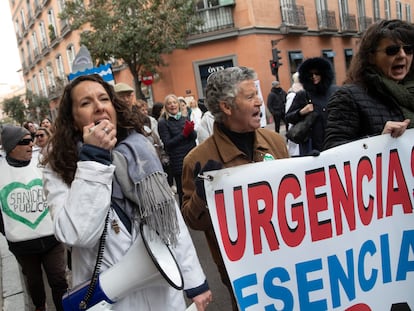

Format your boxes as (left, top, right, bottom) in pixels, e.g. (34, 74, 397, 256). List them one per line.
(35, 134, 45, 138)
(17, 138, 34, 145)
(376, 44, 414, 56)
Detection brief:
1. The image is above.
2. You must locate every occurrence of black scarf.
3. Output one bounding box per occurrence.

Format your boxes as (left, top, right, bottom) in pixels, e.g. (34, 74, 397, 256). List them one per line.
(365, 68, 414, 128)
(6, 155, 30, 167)
(219, 123, 255, 161)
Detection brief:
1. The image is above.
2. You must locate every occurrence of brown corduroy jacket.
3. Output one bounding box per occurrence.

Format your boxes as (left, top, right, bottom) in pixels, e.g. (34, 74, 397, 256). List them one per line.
(181, 122, 289, 292)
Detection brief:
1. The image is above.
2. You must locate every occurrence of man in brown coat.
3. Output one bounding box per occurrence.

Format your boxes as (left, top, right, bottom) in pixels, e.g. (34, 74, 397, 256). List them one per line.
(182, 66, 289, 311)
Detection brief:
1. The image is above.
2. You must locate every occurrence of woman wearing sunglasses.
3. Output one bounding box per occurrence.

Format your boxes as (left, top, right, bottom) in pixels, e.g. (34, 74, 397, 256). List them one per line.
(324, 19, 414, 149)
(35, 127, 52, 157)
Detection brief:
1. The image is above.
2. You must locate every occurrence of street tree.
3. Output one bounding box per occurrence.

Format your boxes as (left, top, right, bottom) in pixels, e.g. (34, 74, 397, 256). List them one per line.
(25, 90, 51, 124)
(60, 0, 201, 99)
(2, 96, 26, 125)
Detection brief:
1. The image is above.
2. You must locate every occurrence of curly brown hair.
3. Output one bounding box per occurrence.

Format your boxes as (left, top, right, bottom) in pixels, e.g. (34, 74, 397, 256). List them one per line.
(42, 74, 146, 185)
(346, 19, 414, 85)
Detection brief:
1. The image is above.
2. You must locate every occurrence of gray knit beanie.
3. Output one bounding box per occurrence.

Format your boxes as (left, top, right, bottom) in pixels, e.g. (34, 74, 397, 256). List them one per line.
(1, 125, 30, 154)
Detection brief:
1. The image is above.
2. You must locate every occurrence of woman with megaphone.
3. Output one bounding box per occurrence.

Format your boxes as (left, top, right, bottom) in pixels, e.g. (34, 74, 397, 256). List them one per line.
(42, 74, 212, 310)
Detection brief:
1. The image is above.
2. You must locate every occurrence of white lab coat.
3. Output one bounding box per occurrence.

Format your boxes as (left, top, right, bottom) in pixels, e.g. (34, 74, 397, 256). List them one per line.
(43, 160, 207, 310)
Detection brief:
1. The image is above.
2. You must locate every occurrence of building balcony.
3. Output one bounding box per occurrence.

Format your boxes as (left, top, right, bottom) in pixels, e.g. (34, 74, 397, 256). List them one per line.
(358, 16, 373, 33)
(29, 58, 35, 70)
(16, 32, 23, 43)
(317, 10, 338, 35)
(60, 19, 71, 37)
(50, 36, 60, 48)
(192, 5, 234, 34)
(28, 12, 35, 28)
(41, 46, 51, 57)
(340, 14, 358, 36)
(34, 48, 42, 64)
(47, 85, 59, 100)
(22, 61, 29, 75)
(41, 39, 48, 50)
(34, 47, 40, 58)
(35, 2, 42, 17)
(48, 78, 65, 100)
(280, 4, 308, 34)
(188, 5, 237, 44)
(41, 39, 50, 56)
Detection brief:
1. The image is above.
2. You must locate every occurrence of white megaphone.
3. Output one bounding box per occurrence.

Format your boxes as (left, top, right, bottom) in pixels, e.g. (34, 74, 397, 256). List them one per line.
(62, 223, 184, 310)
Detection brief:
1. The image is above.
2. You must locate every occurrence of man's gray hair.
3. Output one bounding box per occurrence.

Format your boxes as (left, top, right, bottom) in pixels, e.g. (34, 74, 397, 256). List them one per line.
(205, 66, 257, 123)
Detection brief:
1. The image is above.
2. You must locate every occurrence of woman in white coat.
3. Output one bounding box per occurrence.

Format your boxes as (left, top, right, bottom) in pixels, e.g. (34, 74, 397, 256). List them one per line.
(42, 74, 212, 310)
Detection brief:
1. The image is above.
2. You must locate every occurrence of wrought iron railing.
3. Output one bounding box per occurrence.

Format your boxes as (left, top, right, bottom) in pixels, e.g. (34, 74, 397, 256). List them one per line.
(317, 10, 337, 30)
(280, 4, 306, 27)
(358, 16, 373, 33)
(341, 13, 357, 32)
(192, 5, 234, 34)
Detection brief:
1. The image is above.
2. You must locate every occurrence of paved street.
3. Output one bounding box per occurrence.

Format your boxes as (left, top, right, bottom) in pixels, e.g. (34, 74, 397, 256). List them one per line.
(0, 235, 28, 311)
(187, 228, 233, 310)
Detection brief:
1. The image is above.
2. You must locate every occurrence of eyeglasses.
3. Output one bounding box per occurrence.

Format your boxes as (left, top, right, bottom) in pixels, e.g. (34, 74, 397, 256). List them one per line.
(376, 44, 414, 56)
(35, 134, 45, 138)
(17, 138, 34, 145)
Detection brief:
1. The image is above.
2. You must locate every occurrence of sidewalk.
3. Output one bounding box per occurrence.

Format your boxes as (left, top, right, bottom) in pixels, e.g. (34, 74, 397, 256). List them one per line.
(0, 235, 27, 311)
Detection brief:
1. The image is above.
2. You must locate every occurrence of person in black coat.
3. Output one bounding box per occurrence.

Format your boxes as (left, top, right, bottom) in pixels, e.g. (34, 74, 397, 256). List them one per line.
(324, 19, 413, 150)
(286, 57, 337, 155)
(266, 80, 287, 133)
(158, 94, 197, 207)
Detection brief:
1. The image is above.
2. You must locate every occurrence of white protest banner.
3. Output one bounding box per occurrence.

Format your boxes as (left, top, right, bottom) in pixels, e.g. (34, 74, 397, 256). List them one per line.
(205, 129, 414, 311)
(254, 80, 267, 128)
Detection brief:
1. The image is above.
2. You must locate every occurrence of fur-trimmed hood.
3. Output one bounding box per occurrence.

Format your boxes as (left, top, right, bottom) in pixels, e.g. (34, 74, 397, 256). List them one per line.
(298, 57, 335, 95)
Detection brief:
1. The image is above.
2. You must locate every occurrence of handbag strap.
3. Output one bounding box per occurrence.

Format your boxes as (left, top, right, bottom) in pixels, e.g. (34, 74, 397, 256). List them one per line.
(305, 91, 312, 104)
(79, 210, 110, 310)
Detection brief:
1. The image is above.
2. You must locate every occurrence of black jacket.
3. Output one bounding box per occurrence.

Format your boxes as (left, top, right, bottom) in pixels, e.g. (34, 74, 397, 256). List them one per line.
(323, 84, 405, 150)
(267, 87, 287, 116)
(158, 115, 197, 175)
(286, 57, 337, 152)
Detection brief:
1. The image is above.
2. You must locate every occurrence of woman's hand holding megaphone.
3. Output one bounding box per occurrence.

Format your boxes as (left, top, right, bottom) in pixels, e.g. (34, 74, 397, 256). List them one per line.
(191, 290, 213, 310)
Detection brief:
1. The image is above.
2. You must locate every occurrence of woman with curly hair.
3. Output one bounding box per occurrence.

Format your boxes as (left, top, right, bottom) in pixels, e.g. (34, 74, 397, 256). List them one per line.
(41, 74, 212, 310)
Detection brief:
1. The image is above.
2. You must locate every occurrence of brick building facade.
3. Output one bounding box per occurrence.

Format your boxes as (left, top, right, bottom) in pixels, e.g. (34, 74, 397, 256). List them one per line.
(8, 0, 414, 115)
